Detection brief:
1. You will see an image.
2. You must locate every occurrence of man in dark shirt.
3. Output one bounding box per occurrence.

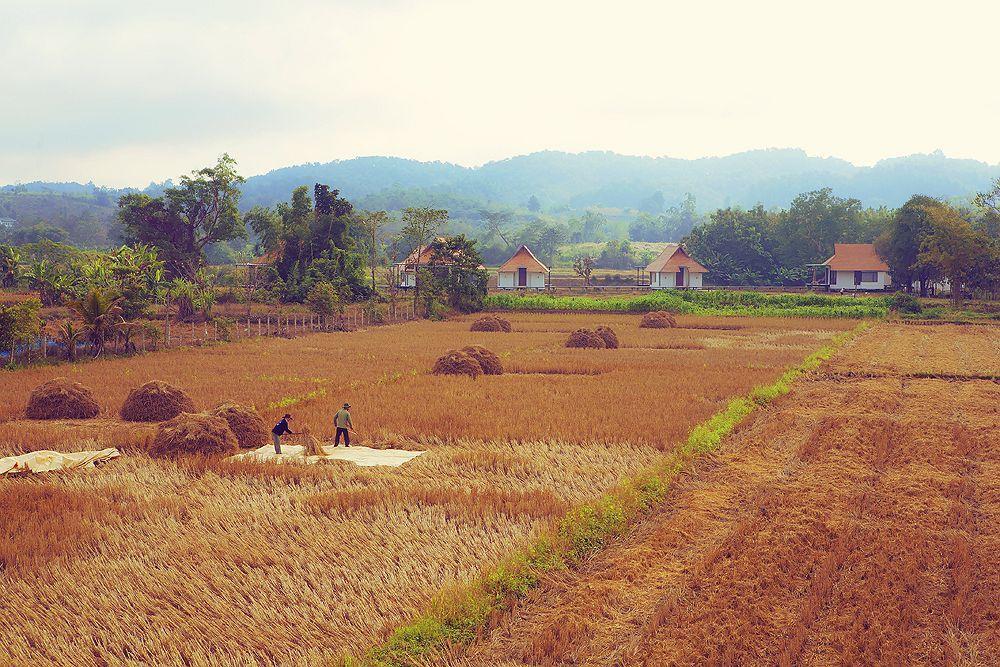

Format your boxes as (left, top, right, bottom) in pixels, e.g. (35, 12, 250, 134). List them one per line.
(271, 414, 296, 454)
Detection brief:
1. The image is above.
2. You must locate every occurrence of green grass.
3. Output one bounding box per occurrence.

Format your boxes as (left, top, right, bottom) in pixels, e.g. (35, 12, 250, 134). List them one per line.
(484, 289, 890, 319)
(362, 322, 869, 666)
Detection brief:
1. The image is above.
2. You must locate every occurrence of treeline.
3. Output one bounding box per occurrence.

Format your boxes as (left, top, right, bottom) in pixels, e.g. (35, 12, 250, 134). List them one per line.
(682, 186, 1000, 300)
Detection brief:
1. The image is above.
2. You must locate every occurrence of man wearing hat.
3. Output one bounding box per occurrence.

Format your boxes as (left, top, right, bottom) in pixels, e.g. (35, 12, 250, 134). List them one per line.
(333, 403, 353, 447)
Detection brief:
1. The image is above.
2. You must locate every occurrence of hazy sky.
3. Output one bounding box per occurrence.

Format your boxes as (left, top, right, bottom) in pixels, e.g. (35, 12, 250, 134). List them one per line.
(2, 0, 999, 187)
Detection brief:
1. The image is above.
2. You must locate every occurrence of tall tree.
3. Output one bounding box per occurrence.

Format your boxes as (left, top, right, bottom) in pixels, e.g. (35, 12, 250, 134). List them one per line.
(480, 209, 513, 248)
(526, 195, 541, 213)
(357, 210, 391, 294)
(683, 206, 779, 285)
(917, 204, 996, 305)
(876, 195, 942, 295)
(119, 154, 246, 278)
(400, 207, 448, 312)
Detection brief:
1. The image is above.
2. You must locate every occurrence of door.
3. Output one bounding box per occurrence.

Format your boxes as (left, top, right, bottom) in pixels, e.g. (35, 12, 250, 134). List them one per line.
(854, 271, 862, 286)
(518, 267, 527, 287)
(676, 267, 685, 287)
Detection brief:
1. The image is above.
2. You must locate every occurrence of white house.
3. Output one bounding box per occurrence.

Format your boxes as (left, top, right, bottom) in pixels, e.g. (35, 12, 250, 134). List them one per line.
(644, 243, 708, 289)
(393, 240, 443, 288)
(497, 245, 548, 289)
(0, 217, 14, 229)
(820, 243, 891, 291)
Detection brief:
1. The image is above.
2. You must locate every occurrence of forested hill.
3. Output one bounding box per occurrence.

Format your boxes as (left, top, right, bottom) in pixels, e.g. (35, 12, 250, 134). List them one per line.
(238, 149, 1000, 212)
(2, 149, 999, 248)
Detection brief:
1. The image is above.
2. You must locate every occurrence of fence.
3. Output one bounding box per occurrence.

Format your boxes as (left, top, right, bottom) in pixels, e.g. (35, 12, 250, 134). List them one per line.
(5, 301, 420, 367)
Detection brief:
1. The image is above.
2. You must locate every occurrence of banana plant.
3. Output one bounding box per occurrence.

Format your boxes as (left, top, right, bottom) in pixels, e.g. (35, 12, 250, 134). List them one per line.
(55, 321, 85, 361)
(0, 244, 23, 288)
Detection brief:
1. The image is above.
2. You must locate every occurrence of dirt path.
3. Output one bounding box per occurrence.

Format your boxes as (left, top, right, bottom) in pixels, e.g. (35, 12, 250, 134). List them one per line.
(448, 324, 1000, 666)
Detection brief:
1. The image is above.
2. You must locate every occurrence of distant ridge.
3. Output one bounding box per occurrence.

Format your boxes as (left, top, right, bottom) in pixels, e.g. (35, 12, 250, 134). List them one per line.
(4, 148, 999, 213)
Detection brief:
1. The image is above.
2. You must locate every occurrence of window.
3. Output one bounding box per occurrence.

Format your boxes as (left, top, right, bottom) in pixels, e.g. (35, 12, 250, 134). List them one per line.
(860, 271, 879, 282)
(829, 270, 837, 284)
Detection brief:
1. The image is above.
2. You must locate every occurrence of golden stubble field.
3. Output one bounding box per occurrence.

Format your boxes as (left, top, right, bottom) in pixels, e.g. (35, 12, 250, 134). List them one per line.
(445, 323, 1000, 667)
(0, 313, 854, 666)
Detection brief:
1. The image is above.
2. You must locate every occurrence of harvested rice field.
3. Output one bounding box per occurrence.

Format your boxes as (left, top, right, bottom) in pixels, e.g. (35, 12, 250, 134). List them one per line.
(0, 313, 851, 666)
(443, 323, 1000, 666)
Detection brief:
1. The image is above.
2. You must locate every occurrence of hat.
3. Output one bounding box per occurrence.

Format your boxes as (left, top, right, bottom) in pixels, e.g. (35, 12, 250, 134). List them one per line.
(343, 403, 351, 409)
(283, 413, 292, 419)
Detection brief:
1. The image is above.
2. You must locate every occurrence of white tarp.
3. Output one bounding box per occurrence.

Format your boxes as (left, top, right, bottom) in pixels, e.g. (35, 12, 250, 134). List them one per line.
(230, 444, 424, 468)
(0, 448, 120, 475)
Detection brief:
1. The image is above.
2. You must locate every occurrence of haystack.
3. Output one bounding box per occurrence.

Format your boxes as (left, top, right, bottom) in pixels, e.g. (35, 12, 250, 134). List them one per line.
(120, 381, 195, 422)
(301, 427, 327, 456)
(25, 378, 100, 420)
(208, 402, 268, 449)
(565, 329, 607, 348)
(640, 311, 677, 328)
(148, 412, 238, 458)
(432, 350, 484, 378)
(594, 326, 619, 349)
(470, 315, 512, 332)
(461, 345, 503, 375)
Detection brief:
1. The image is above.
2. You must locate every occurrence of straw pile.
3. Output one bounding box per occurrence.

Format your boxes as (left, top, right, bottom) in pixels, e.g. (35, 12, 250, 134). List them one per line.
(148, 412, 238, 458)
(470, 315, 512, 332)
(432, 350, 484, 378)
(301, 427, 327, 456)
(461, 345, 503, 375)
(565, 329, 607, 348)
(25, 378, 101, 420)
(208, 402, 268, 449)
(640, 311, 678, 328)
(594, 326, 620, 349)
(121, 381, 196, 422)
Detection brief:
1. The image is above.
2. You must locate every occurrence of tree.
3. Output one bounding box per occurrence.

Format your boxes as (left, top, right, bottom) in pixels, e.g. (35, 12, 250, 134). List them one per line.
(0, 299, 41, 362)
(305, 281, 341, 317)
(0, 244, 23, 288)
(357, 210, 391, 294)
(683, 206, 780, 285)
(67, 289, 124, 357)
(974, 178, 1000, 238)
(772, 188, 864, 268)
(400, 207, 448, 313)
(480, 209, 513, 248)
(11, 222, 68, 245)
(119, 154, 246, 278)
(573, 255, 596, 286)
(877, 195, 943, 295)
(527, 195, 541, 213)
(917, 204, 996, 305)
(418, 236, 488, 313)
(244, 205, 283, 254)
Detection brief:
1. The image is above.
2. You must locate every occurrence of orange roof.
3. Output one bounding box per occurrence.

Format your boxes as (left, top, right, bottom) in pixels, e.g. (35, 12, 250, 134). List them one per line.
(498, 245, 548, 273)
(822, 244, 889, 271)
(644, 244, 708, 274)
(400, 238, 449, 267)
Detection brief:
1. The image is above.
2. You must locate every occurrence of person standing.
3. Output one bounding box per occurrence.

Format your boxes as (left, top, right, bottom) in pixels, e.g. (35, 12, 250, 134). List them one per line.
(334, 403, 353, 447)
(271, 413, 296, 454)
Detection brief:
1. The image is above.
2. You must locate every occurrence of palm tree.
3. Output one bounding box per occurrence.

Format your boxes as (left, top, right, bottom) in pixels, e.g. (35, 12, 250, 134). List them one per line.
(67, 289, 124, 357)
(55, 321, 84, 361)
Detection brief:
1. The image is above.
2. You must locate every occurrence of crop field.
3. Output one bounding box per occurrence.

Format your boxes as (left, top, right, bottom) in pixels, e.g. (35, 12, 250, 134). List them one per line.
(444, 323, 1000, 666)
(0, 313, 852, 666)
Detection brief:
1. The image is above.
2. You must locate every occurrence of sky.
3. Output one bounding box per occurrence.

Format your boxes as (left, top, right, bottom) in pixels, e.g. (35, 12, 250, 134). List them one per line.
(2, 0, 999, 187)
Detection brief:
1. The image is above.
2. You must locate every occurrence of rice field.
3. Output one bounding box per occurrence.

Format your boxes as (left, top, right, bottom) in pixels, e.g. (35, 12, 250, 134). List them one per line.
(442, 323, 1000, 666)
(0, 313, 852, 666)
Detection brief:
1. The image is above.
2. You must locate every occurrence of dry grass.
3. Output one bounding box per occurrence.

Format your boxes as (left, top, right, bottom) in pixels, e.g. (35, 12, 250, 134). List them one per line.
(24, 377, 100, 420)
(0, 313, 853, 665)
(446, 324, 1000, 666)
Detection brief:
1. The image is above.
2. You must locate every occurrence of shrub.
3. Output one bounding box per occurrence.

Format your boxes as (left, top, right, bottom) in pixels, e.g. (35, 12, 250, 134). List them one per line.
(25, 377, 100, 420)
(306, 281, 340, 317)
(594, 326, 619, 349)
(432, 350, 483, 378)
(890, 292, 922, 315)
(121, 381, 195, 422)
(149, 412, 238, 458)
(565, 329, 606, 348)
(461, 346, 503, 375)
(208, 402, 268, 449)
(640, 311, 677, 328)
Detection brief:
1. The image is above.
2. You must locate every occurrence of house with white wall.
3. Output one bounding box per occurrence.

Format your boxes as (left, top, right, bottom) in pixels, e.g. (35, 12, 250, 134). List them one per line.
(820, 243, 891, 291)
(497, 245, 548, 289)
(644, 244, 708, 289)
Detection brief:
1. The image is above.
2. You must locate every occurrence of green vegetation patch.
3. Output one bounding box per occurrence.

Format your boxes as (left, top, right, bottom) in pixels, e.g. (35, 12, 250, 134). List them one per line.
(485, 289, 890, 319)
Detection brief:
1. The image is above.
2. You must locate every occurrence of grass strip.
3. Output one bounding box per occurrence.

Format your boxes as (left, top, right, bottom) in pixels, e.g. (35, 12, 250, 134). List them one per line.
(360, 321, 870, 667)
(484, 289, 889, 319)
